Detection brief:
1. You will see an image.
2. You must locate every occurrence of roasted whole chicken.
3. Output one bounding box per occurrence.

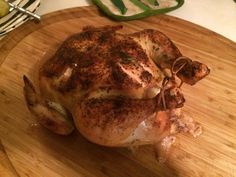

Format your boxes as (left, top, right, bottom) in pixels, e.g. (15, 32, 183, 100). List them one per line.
(23, 25, 210, 149)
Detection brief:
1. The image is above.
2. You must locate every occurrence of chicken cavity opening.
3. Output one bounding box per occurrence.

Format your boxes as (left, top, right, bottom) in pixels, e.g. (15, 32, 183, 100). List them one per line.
(123, 108, 202, 162)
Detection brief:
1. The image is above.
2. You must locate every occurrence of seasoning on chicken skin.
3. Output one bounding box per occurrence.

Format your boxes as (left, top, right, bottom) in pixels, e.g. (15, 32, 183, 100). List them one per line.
(23, 25, 210, 149)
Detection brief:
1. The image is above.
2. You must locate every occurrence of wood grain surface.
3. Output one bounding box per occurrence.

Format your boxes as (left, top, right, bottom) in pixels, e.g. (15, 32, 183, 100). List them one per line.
(0, 6, 236, 177)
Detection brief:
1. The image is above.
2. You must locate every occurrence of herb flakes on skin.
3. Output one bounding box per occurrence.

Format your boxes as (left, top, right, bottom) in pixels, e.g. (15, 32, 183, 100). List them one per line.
(119, 51, 135, 64)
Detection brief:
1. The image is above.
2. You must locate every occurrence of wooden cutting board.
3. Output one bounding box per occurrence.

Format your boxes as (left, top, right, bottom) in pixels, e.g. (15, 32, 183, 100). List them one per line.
(0, 6, 236, 177)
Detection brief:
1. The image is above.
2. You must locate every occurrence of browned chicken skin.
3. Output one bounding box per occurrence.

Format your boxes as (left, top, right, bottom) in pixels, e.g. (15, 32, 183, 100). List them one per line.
(23, 26, 210, 147)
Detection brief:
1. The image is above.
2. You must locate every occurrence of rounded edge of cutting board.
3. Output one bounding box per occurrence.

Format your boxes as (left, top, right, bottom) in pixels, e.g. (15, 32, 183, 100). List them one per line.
(0, 5, 236, 177)
(1, 5, 236, 66)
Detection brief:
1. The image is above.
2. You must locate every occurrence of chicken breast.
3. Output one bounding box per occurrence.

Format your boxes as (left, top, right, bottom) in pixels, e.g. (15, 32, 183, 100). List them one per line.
(23, 25, 210, 147)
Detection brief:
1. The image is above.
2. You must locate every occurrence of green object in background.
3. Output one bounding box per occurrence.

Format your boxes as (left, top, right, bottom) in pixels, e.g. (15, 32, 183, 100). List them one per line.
(147, 0, 159, 6)
(0, 0, 10, 18)
(111, 0, 127, 15)
(93, 0, 184, 21)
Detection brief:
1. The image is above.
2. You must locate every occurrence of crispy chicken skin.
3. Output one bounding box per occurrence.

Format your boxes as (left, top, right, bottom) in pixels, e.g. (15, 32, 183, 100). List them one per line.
(23, 26, 210, 147)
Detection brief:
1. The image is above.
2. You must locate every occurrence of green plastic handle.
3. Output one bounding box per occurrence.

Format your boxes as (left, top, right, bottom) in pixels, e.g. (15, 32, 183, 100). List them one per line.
(92, 0, 184, 21)
(110, 0, 127, 15)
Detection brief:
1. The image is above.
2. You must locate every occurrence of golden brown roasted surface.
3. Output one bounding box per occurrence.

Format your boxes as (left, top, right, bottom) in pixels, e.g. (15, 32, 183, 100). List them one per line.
(23, 25, 210, 146)
(40, 26, 162, 101)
